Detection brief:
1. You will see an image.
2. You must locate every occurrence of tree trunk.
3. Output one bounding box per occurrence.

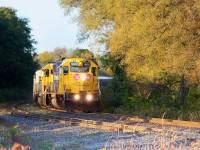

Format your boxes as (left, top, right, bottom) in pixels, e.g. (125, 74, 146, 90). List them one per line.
(178, 74, 186, 106)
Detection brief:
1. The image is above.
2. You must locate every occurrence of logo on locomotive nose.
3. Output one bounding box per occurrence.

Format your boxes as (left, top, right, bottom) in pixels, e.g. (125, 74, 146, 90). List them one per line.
(74, 74, 80, 80)
(74, 74, 91, 81)
(86, 74, 91, 80)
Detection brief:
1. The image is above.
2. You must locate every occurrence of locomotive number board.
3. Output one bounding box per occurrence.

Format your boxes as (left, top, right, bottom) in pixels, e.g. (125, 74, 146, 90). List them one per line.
(70, 62, 79, 66)
(70, 61, 91, 67)
(83, 62, 91, 67)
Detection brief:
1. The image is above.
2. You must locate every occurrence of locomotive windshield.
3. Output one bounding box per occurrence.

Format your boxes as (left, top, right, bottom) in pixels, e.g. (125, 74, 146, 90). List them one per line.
(70, 67, 89, 72)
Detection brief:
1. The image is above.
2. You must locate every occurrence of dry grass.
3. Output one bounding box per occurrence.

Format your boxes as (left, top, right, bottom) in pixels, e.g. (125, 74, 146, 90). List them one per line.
(104, 129, 200, 150)
(1, 103, 199, 149)
(189, 111, 200, 121)
(104, 113, 200, 150)
(0, 116, 53, 150)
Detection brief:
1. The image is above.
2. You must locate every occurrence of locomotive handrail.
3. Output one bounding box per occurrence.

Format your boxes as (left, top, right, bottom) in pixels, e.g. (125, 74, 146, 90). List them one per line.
(97, 81, 101, 97)
(63, 83, 68, 102)
(43, 82, 50, 94)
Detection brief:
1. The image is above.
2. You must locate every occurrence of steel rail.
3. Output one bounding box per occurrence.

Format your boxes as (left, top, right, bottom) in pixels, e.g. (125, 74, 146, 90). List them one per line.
(39, 106, 200, 129)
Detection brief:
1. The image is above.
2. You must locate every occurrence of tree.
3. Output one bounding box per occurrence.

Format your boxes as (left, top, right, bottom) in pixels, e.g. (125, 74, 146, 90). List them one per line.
(53, 47, 67, 61)
(108, 0, 200, 103)
(72, 49, 94, 59)
(36, 51, 54, 66)
(0, 7, 37, 89)
(60, 0, 200, 92)
(36, 47, 75, 66)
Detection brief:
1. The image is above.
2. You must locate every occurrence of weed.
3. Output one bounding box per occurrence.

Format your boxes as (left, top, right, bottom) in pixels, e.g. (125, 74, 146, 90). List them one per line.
(104, 113, 200, 150)
(188, 111, 200, 121)
(0, 118, 54, 150)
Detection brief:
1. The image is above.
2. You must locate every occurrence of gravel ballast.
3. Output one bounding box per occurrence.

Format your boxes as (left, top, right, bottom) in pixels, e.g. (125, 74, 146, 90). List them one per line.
(0, 114, 122, 149)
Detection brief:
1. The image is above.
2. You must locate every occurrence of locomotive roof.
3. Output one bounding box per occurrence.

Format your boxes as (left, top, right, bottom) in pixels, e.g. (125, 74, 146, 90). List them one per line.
(42, 63, 53, 70)
(60, 58, 97, 67)
(41, 58, 98, 69)
(55, 61, 62, 67)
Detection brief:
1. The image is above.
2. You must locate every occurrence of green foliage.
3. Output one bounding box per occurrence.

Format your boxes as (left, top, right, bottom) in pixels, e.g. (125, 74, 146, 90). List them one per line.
(73, 48, 94, 58)
(60, 0, 200, 83)
(36, 47, 69, 66)
(0, 124, 21, 148)
(0, 87, 31, 102)
(96, 54, 112, 76)
(0, 121, 54, 149)
(53, 47, 68, 60)
(106, 54, 129, 106)
(60, 0, 200, 119)
(36, 51, 54, 66)
(100, 87, 115, 111)
(0, 7, 37, 88)
(0, 7, 38, 101)
(36, 48, 95, 67)
(186, 86, 200, 102)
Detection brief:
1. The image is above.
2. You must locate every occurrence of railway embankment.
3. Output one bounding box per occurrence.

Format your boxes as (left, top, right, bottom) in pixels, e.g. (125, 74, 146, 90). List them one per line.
(0, 103, 200, 149)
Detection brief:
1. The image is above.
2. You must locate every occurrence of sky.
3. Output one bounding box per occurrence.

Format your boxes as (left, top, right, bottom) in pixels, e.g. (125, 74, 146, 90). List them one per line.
(0, 0, 90, 53)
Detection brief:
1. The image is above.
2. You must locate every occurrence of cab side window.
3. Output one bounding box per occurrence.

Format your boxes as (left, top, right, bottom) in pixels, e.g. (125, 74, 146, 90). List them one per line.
(63, 66, 69, 75)
(59, 67, 62, 75)
(45, 69, 49, 77)
(92, 67, 97, 76)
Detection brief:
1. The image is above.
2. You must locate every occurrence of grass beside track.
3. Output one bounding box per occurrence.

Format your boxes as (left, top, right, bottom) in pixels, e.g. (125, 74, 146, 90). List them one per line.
(10, 109, 200, 144)
(1, 101, 200, 150)
(0, 102, 56, 149)
(1, 101, 200, 149)
(19, 103, 200, 129)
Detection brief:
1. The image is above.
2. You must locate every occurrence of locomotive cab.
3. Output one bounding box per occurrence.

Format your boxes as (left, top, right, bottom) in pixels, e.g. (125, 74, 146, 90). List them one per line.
(59, 58, 100, 111)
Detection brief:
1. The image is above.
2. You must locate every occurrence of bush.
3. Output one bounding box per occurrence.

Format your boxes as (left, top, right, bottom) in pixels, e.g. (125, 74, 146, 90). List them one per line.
(0, 87, 32, 102)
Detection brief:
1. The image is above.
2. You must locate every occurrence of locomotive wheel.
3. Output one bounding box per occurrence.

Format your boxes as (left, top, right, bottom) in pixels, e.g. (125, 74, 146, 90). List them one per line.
(51, 98, 63, 109)
(85, 101, 101, 113)
(38, 96, 44, 106)
(33, 94, 38, 103)
(83, 102, 95, 113)
(38, 95, 47, 106)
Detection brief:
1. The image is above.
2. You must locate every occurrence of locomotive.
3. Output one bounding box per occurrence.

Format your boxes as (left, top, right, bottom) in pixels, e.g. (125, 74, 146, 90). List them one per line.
(33, 58, 100, 112)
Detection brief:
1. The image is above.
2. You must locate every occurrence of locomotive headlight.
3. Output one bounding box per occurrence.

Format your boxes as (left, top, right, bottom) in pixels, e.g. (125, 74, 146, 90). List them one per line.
(74, 94, 80, 101)
(86, 94, 93, 101)
(81, 74, 86, 81)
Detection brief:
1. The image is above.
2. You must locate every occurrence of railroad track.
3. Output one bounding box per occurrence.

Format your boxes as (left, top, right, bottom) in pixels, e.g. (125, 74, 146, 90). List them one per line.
(38, 105, 200, 129)
(7, 109, 200, 145)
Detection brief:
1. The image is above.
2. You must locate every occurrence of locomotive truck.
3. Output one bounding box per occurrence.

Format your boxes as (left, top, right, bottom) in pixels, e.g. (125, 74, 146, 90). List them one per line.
(33, 58, 100, 112)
